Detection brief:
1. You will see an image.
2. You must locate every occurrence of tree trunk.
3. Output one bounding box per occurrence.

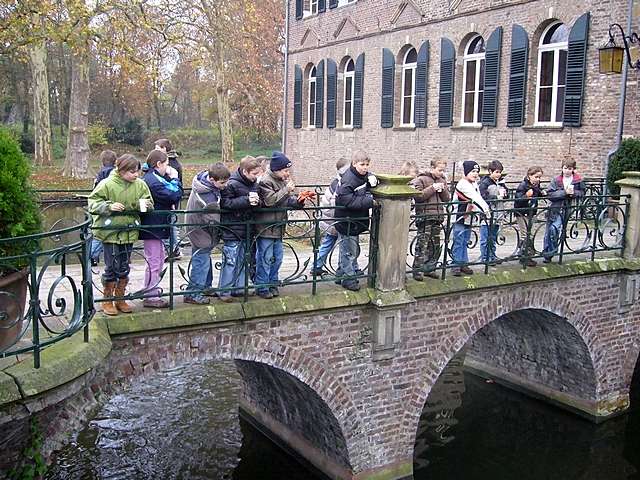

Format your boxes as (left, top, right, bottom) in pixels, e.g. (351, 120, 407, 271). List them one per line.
(28, 40, 52, 166)
(215, 46, 234, 164)
(62, 49, 91, 178)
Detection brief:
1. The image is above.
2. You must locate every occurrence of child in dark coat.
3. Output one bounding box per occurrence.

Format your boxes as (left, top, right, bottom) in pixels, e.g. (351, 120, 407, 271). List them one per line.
(140, 150, 183, 308)
(218, 156, 261, 299)
(514, 166, 545, 267)
(335, 150, 377, 291)
(542, 159, 585, 263)
(90, 150, 118, 266)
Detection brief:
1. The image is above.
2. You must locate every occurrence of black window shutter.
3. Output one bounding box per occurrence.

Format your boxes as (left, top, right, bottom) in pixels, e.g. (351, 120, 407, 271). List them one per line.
(481, 27, 503, 127)
(563, 12, 590, 127)
(507, 25, 529, 127)
(326, 59, 337, 129)
(354, 53, 365, 128)
(295, 0, 302, 20)
(319, 0, 326, 13)
(315, 60, 324, 128)
(414, 41, 429, 128)
(381, 48, 395, 128)
(294, 65, 302, 128)
(438, 38, 455, 127)
(329, 0, 338, 8)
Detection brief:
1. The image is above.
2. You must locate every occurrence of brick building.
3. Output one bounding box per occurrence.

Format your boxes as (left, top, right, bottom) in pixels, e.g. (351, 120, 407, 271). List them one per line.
(284, 0, 640, 184)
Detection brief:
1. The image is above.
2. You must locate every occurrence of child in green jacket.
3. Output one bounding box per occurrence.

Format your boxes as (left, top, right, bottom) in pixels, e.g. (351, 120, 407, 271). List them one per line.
(88, 154, 153, 316)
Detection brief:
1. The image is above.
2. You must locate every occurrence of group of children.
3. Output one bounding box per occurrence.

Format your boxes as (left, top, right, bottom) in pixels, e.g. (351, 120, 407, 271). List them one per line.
(87, 140, 585, 314)
(409, 158, 585, 277)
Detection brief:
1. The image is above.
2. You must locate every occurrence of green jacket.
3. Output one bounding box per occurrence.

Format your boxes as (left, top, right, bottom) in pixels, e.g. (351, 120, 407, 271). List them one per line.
(88, 170, 153, 244)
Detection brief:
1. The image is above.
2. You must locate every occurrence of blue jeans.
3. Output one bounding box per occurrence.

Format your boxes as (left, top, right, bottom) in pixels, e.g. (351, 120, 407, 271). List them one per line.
(543, 214, 563, 259)
(255, 238, 284, 293)
(451, 223, 471, 266)
(338, 234, 359, 282)
(189, 246, 214, 295)
(90, 238, 103, 262)
(218, 240, 247, 297)
(480, 224, 499, 262)
(314, 233, 338, 270)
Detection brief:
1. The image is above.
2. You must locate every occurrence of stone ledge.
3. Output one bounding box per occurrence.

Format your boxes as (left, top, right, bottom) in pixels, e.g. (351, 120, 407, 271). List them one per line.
(106, 288, 372, 337)
(0, 371, 21, 404)
(1, 318, 112, 403)
(406, 257, 640, 299)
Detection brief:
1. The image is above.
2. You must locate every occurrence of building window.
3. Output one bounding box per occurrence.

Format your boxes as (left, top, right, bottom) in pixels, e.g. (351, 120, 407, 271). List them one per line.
(304, 0, 318, 16)
(308, 66, 317, 127)
(461, 35, 485, 126)
(343, 59, 355, 127)
(535, 22, 569, 126)
(338, 0, 356, 6)
(400, 48, 417, 127)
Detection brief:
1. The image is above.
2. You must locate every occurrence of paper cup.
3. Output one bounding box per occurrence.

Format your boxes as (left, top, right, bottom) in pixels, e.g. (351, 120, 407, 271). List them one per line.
(139, 199, 148, 212)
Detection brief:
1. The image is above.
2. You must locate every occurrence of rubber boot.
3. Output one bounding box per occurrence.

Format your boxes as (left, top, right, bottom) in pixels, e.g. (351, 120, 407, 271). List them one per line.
(114, 278, 134, 313)
(102, 281, 118, 316)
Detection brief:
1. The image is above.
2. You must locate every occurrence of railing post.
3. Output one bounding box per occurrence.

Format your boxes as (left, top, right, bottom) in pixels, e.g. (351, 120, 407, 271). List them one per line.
(371, 174, 416, 292)
(369, 174, 416, 361)
(616, 171, 640, 259)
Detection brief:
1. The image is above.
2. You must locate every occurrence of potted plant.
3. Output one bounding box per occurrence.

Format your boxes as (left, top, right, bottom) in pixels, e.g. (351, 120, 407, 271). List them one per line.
(0, 128, 42, 351)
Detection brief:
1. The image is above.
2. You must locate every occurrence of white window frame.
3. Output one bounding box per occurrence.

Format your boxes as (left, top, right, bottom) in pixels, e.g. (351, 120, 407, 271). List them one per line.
(342, 59, 355, 128)
(304, 0, 319, 17)
(460, 35, 485, 127)
(400, 48, 417, 127)
(308, 66, 317, 128)
(534, 22, 568, 127)
(338, 0, 356, 6)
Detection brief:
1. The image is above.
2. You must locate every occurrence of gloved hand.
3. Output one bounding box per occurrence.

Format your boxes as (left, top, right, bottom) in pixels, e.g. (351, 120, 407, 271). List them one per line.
(367, 174, 378, 188)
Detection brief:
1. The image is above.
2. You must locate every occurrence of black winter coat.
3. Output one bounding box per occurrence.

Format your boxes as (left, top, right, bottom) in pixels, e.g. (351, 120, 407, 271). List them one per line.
(220, 170, 258, 241)
(168, 152, 183, 184)
(94, 165, 114, 188)
(140, 169, 183, 240)
(335, 165, 374, 236)
(514, 178, 544, 216)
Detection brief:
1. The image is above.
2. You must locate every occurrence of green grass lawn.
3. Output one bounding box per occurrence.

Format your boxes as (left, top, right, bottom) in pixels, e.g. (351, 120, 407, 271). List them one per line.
(30, 136, 280, 192)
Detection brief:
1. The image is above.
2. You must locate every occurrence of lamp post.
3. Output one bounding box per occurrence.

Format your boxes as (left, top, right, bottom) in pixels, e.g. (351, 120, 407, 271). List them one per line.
(598, 23, 640, 74)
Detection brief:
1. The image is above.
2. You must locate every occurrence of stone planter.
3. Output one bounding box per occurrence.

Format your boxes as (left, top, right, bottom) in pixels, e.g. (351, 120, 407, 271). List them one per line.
(0, 268, 28, 352)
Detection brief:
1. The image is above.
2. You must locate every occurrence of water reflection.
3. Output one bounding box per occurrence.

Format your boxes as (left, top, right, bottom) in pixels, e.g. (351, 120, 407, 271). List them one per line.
(46, 361, 319, 480)
(414, 358, 640, 480)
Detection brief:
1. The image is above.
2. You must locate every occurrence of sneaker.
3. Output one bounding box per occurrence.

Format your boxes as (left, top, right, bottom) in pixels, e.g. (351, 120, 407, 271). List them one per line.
(543, 257, 552, 264)
(310, 268, 325, 276)
(257, 290, 273, 299)
(341, 281, 360, 292)
(460, 266, 474, 275)
(202, 287, 218, 297)
(143, 298, 169, 308)
(184, 295, 210, 305)
(521, 259, 537, 267)
(412, 272, 424, 281)
(452, 268, 463, 277)
(269, 287, 280, 297)
(425, 271, 440, 279)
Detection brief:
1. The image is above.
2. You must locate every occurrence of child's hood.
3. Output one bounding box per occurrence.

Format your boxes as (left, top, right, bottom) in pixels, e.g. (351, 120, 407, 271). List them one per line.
(192, 170, 218, 194)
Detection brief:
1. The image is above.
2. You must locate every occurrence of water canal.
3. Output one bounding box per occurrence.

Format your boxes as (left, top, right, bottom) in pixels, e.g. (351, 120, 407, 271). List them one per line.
(46, 359, 640, 480)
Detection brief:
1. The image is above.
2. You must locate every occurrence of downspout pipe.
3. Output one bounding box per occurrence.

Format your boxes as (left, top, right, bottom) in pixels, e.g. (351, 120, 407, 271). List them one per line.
(282, 0, 291, 153)
(604, 0, 634, 192)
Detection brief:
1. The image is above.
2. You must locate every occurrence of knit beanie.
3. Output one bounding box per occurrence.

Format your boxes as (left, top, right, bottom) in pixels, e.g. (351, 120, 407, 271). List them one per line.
(270, 151, 292, 172)
(462, 160, 480, 176)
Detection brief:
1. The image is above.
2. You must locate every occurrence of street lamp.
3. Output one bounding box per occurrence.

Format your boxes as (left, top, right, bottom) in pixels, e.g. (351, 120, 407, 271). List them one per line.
(599, 23, 640, 74)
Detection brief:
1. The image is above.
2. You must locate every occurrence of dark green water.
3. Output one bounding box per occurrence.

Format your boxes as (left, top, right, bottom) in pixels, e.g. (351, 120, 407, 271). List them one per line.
(46, 360, 640, 480)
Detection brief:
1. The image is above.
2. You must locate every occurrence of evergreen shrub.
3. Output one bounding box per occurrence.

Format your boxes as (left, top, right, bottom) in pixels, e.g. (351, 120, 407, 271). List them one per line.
(607, 138, 640, 195)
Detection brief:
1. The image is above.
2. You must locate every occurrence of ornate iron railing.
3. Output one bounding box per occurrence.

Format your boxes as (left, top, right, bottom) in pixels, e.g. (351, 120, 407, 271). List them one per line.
(89, 205, 379, 307)
(407, 194, 629, 280)
(0, 218, 95, 368)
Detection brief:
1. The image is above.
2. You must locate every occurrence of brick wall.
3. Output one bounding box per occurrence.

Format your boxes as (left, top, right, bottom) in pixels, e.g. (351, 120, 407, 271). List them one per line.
(285, 0, 640, 185)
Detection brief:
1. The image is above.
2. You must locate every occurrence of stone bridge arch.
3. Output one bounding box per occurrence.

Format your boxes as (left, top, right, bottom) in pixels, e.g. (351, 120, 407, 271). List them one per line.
(109, 331, 367, 477)
(402, 287, 609, 456)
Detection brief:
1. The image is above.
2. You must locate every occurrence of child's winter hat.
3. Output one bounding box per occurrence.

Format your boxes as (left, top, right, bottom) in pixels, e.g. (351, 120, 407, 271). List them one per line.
(462, 160, 480, 176)
(271, 151, 292, 171)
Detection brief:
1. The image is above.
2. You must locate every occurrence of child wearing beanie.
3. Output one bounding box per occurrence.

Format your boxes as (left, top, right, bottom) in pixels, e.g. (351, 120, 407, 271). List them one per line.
(253, 151, 306, 299)
(451, 160, 489, 276)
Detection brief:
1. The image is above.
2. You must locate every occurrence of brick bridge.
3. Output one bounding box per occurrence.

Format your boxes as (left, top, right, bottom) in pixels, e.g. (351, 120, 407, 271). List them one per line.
(3, 174, 640, 480)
